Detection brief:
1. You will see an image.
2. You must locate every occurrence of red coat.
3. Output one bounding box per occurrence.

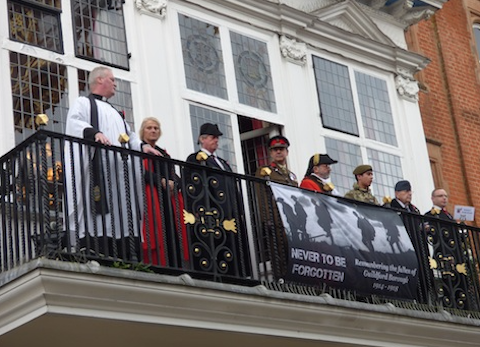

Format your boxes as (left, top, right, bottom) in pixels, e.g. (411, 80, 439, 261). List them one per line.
(142, 150, 189, 266)
(300, 176, 327, 193)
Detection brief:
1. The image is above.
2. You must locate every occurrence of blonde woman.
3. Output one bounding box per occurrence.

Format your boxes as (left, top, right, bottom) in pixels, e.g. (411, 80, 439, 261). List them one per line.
(139, 117, 189, 266)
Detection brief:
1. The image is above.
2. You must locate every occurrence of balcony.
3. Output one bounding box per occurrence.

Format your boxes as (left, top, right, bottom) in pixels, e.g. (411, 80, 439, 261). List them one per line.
(1, 130, 480, 346)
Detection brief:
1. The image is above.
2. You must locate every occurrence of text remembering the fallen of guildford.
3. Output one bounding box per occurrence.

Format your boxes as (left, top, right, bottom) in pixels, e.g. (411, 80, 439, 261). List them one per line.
(290, 248, 417, 292)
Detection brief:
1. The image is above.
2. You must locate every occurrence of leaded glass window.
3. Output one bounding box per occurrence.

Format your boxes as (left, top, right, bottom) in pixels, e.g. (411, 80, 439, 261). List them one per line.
(355, 72, 397, 146)
(78, 68, 134, 129)
(231, 32, 276, 113)
(72, 0, 129, 69)
(189, 104, 237, 171)
(8, 0, 63, 53)
(367, 148, 402, 200)
(473, 24, 480, 63)
(325, 138, 362, 195)
(313, 57, 358, 135)
(10, 52, 68, 143)
(179, 14, 227, 99)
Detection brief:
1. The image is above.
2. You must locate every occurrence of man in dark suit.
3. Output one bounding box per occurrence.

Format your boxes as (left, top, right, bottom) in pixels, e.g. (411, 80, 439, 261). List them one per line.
(385, 180, 420, 214)
(424, 188, 453, 220)
(184, 123, 250, 278)
(186, 123, 232, 171)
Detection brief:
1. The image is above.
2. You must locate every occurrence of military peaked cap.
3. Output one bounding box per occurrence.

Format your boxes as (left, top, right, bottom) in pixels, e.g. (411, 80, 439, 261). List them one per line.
(268, 135, 290, 149)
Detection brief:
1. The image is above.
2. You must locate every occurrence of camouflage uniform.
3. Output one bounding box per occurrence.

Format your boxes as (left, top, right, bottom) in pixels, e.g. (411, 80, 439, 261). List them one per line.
(344, 183, 379, 205)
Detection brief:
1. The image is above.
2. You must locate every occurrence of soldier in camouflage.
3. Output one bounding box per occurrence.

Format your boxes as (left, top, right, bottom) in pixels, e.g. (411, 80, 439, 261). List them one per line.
(344, 164, 379, 205)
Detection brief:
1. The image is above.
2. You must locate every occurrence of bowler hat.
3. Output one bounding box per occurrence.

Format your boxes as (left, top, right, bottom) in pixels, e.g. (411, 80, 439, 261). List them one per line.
(395, 180, 411, 191)
(268, 135, 290, 149)
(353, 164, 373, 175)
(199, 123, 223, 137)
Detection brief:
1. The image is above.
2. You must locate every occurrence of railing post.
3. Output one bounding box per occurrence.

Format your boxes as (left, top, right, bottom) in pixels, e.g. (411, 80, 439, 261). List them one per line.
(119, 133, 137, 262)
(35, 114, 52, 257)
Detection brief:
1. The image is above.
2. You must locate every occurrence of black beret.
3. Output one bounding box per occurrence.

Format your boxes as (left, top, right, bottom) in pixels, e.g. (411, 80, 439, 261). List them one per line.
(395, 180, 411, 191)
(353, 164, 373, 175)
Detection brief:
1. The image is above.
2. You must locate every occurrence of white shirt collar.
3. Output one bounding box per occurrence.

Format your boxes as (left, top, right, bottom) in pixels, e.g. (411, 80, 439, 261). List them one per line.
(200, 148, 213, 156)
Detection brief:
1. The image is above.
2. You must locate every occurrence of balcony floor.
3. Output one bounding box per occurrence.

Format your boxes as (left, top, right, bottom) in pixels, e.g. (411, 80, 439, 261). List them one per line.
(0, 259, 479, 347)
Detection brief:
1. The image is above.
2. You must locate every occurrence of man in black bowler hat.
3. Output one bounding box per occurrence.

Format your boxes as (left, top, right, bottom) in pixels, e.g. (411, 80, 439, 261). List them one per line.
(186, 122, 232, 171)
(184, 123, 250, 278)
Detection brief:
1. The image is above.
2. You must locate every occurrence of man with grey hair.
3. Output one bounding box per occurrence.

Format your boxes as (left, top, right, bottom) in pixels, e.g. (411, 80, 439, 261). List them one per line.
(64, 66, 159, 259)
(184, 123, 251, 277)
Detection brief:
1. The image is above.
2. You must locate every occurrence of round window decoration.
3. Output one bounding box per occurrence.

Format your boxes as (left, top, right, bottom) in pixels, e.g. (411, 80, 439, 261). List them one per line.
(237, 51, 268, 88)
(186, 34, 220, 73)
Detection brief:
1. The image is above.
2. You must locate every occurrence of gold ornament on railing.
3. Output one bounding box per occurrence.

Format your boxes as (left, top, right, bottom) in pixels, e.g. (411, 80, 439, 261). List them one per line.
(183, 210, 196, 225)
(223, 219, 237, 233)
(35, 114, 49, 127)
(196, 151, 208, 162)
(118, 133, 130, 143)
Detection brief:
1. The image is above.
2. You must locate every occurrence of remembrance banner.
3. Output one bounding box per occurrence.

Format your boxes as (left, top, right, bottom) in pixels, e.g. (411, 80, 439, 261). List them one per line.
(270, 182, 419, 299)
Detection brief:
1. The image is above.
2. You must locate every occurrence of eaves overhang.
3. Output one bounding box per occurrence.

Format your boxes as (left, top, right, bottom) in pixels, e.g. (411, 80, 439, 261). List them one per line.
(178, 0, 430, 77)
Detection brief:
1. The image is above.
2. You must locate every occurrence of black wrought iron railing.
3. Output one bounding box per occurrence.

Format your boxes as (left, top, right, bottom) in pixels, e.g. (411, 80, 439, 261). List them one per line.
(1, 130, 480, 314)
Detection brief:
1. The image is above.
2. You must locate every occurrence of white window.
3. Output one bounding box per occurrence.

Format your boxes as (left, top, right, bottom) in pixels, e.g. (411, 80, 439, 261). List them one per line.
(177, 11, 280, 174)
(313, 55, 402, 198)
(7, 0, 133, 143)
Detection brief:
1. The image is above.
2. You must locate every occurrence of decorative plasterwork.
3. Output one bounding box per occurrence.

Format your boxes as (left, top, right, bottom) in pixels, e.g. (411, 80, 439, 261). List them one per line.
(395, 68, 419, 101)
(135, 0, 167, 19)
(311, 0, 394, 46)
(401, 8, 435, 26)
(270, 0, 443, 27)
(279, 36, 307, 65)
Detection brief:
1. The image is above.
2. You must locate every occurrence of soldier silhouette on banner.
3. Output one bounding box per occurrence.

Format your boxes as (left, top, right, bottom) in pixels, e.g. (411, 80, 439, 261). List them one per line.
(311, 198, 333, 241)
(292, 195, 308, 241)
(353, 211, 376, 253)
(276, 197, 300, 242)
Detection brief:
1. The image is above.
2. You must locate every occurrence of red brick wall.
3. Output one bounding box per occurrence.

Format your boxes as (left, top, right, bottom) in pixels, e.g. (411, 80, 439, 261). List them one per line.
(407, 0, 480, 224)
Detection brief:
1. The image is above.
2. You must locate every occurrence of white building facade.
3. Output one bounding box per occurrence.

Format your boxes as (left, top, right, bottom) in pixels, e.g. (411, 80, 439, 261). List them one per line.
(4, 1, 480, 346)
(0, 0, 440, 210)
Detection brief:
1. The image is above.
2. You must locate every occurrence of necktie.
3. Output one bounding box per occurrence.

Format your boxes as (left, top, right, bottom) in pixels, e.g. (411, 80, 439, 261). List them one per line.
(443, 208, 453, 219)
(211, 155, 225, 170)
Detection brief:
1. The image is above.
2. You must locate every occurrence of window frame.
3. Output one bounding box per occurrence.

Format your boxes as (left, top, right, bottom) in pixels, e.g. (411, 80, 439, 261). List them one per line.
(7, 0, 64, 54)
(473, 22, 480, 64)
(70, 0, 130, 70)
(172, 7, 283, 125)
(311, 51, 404, 197)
